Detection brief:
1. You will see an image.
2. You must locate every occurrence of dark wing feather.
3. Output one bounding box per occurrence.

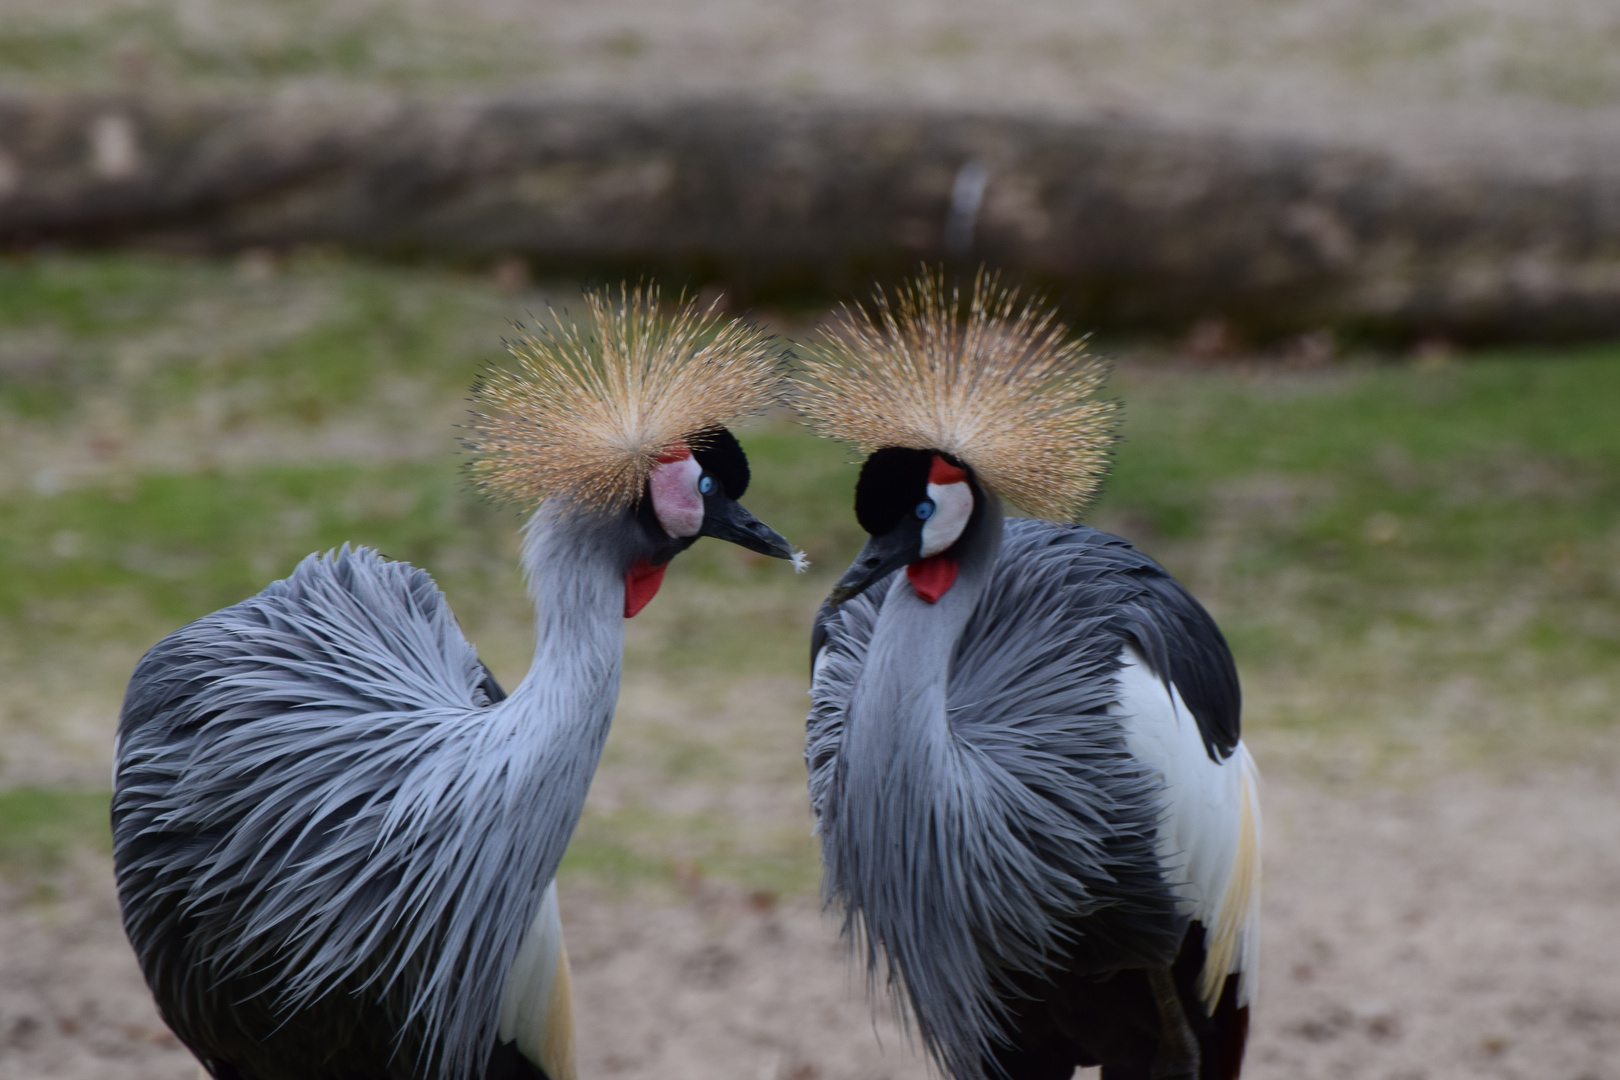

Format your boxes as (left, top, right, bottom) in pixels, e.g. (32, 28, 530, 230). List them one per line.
(1107, 562, 1241, 761)
(479, 663, 509, 704)
(484, 1041, 551, 1080)
(1171, 922, 1251, 1080)
(1003, 519, 1240, 761)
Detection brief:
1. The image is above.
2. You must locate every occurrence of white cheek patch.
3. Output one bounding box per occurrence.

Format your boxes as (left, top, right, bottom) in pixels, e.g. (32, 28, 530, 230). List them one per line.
(919, 480, 973, 557)
(649, 454, 704, 538)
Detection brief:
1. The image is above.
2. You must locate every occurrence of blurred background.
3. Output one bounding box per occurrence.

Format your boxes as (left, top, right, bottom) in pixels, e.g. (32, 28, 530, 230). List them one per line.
(1, 3, 1618, 1079)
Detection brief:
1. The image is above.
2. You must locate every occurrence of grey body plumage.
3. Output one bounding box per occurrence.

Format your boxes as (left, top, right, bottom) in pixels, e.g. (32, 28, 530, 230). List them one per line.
(808, 516, 1249, 1079)
(115, 506, 632, 1080)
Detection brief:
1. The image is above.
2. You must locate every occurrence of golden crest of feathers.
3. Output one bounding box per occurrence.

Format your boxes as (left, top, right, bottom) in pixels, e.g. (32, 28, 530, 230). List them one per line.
(466, 285, 779, 512)
(794, 269, 1119, 521)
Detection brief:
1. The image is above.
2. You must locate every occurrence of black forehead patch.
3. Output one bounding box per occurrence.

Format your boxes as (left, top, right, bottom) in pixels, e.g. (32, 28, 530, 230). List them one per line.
(691, 426, 750, 499)
(853, 447, 935, 535)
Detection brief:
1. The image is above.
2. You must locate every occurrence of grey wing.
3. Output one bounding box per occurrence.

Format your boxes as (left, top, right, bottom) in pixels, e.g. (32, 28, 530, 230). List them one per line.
(943, 516, 1249, 955)
(1103, 554, 1241, 761)
(991, 519, 1242, 760)
(112, 546, 534, 1080)
(938, 520, 1192, 970)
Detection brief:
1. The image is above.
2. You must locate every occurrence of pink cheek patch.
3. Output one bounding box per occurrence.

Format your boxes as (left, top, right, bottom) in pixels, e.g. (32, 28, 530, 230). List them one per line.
(907, 554, 959, 603)
(649, 451, 704, 538)
(624, 558, 668, 617)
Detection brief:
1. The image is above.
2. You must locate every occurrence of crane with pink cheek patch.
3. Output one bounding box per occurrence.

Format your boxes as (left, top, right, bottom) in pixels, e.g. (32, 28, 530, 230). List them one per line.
(111, 286, 798, 1080)
(797, 271, 1261, 1080)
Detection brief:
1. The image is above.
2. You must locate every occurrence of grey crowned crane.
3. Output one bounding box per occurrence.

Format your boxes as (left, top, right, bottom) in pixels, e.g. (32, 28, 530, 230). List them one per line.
(797, 272, 1260, 1080)
(111, 287, 800, 1080)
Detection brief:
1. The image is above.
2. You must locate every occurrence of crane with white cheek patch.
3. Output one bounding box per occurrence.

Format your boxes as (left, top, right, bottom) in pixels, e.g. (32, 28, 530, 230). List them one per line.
(111, 286, 799, 1080)
(798, 270, 1261, 1080)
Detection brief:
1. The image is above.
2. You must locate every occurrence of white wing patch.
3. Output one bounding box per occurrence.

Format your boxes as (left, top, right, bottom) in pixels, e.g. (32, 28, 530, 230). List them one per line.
(498, 881, 578, 1080)
(1111, 646, 1261, 1012)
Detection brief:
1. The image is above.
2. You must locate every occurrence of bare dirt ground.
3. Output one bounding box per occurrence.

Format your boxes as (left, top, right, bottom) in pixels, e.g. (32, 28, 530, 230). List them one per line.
(3, 767, 1616, 1080)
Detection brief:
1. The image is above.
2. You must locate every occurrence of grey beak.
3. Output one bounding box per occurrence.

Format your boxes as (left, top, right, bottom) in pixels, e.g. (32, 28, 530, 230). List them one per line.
(827, 528, 921, 605)
(700, 497, 795, 560)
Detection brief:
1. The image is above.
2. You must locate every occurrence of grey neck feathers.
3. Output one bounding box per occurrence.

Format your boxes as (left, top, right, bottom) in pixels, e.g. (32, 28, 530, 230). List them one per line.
(403, 502, 636, 1077)
(500, 500, 633, 799)
(829, 493, 1007, 1076)
(843, 493, 1005, 777)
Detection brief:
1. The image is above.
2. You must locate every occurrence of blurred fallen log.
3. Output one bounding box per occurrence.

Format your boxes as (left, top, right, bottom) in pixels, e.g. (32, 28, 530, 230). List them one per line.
(3, 92, 1619, 342)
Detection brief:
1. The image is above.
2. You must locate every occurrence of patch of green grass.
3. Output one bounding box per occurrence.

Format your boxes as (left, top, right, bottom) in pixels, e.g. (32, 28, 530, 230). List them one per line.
(0, 254, 206, 333)
(556, 830, 672, 887)
(0, 252, 511, 425)
(0, 789, 111, 877)
(0, 462, 518, 633)
(560, 806, 819, 896)
(1104, 351, 1620, 603)
(1094, 350, 1620, 765)
(0, 26, 100, 76)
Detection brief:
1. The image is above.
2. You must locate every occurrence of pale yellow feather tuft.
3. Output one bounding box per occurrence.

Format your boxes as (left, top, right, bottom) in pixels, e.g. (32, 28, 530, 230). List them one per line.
(467, 285, 780, 512)
(794, 268, 1119, 521)
(541, 944, 578, 1080)
(1199, 759, 1262, 1012)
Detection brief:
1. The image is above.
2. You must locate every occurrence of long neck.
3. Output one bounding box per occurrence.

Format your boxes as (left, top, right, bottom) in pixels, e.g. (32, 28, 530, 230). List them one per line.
(842, 494, 1005, 785)
(496, 501, 631, 795)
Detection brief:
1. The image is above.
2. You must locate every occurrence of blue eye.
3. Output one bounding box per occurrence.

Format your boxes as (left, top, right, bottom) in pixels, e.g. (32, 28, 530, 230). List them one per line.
(698, 474, 717, 495)
(915, 500, 935, 520)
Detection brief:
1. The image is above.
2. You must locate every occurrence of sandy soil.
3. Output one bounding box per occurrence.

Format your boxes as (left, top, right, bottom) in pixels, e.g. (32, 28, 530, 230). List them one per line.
(3, 767, 1616, 1080)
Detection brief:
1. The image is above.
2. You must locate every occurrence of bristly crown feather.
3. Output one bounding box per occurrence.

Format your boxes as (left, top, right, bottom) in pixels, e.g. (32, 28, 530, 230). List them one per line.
(466, 284, 780, 512)
(794, 268, 1119, 522)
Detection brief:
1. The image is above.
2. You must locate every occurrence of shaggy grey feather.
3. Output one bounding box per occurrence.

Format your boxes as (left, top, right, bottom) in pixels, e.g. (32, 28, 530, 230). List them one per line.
(114, 503, 633, 1080)
(808, 517, 1236, 1080)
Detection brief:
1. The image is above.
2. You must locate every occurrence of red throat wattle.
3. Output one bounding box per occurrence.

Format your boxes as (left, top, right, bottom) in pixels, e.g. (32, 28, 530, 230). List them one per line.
(907, 555, 958, 603)
(624, 558, 668, 617)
